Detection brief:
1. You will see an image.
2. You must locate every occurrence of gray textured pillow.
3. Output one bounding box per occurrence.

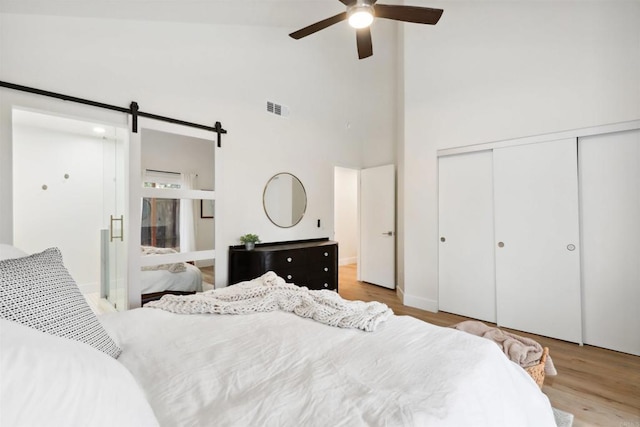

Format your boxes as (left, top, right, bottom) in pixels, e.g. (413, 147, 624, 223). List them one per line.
(0, 247, 122, 358)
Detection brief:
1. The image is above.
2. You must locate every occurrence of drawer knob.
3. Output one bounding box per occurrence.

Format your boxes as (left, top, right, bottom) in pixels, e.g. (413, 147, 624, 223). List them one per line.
(324, 283, 328, 288)
(287, 257, 292, 262)
(287, 275, 292, 280)
(324, 267, 328, 272)
(324, 252, 328, 256)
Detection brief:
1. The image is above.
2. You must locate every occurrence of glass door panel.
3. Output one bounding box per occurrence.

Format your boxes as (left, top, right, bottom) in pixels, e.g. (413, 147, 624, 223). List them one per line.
(12, 108, 127, 310)
(103, 127, 128, 310)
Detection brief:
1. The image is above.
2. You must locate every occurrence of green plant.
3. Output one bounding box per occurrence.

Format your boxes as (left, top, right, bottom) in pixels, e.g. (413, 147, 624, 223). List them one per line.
(240, 233, 261, 244)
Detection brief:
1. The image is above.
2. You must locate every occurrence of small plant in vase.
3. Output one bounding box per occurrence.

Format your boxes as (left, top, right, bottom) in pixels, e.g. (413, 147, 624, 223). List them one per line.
(240, 233, 261, 250)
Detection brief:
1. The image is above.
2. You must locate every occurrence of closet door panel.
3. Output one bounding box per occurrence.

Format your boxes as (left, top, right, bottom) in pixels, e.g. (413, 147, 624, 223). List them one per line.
(493, 139, 582, 342)
(580, 129, 640, 356)
(438, 151, 496, 322)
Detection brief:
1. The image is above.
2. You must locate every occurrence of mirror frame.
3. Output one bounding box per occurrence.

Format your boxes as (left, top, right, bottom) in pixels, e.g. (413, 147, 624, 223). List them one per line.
(262, 172, 307, 228)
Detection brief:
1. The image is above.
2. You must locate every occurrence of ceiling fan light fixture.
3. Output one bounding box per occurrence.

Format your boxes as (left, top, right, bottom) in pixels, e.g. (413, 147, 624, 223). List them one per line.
(348, 3, 374, 29)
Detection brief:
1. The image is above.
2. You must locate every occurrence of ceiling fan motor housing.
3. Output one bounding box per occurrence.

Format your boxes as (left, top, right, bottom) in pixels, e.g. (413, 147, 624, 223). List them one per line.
(348, 0, 375, 29)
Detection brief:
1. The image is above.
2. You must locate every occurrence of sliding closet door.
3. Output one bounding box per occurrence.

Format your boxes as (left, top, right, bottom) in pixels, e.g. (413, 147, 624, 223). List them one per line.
(493, 139, 582, 343)
(580, 129, 640, 356)
(438, 151, 496, 322)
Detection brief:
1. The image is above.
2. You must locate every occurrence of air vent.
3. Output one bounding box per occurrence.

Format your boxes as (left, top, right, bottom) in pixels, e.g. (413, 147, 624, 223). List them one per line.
(266, 101, 289, 118)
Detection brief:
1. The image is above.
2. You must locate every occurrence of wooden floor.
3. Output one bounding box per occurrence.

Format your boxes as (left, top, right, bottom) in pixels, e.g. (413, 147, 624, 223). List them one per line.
(338, 264, 640, 427)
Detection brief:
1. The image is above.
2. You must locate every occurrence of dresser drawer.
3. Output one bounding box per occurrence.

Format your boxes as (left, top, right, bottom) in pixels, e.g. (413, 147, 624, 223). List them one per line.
(306, 246, 336, 261)
(264, 250, 307, 270)
(271, 267, 308, 285)
(305, 274, 336, 291)
(306, 263, 336, 276)
(228, 250, 265, 284)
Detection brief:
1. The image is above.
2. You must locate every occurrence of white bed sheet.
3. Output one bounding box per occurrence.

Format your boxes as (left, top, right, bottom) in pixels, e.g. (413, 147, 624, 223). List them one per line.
(101, 308, 556, 427)
(140, 263, 203, 294)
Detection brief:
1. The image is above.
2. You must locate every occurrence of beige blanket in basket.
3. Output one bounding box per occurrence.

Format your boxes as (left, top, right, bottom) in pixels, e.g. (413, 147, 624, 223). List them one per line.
(453, 320, 557, 375)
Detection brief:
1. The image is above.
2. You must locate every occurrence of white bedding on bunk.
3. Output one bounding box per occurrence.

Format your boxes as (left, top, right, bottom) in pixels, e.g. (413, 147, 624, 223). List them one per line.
(100, 308, 556, 427)
(140, 263, 203, 294)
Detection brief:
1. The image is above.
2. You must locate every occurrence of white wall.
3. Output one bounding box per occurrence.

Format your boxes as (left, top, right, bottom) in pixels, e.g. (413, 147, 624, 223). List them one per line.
(12, 122, 106, 291)
(334, 167, 358, 265)
(0, 13, 399, 287)
(400, 1, 640, 310)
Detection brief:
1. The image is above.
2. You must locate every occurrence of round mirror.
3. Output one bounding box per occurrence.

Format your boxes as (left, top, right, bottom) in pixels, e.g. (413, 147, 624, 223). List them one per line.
(263, 173, 307, 228)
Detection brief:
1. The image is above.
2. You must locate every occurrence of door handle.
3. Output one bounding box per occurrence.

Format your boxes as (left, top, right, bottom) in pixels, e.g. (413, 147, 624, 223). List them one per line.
(110, 215, 124, 242)
(382, 231, 394, 236)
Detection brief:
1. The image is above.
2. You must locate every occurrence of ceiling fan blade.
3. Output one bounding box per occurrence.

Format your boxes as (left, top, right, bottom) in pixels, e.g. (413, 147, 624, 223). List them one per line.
(356, 28, 373, 59)
(289, 12, 348, 39)
(375, 4, 443, 25)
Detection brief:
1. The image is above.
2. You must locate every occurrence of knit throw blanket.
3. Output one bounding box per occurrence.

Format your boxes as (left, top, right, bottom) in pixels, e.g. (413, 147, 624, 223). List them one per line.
(146, 271, 393, 332)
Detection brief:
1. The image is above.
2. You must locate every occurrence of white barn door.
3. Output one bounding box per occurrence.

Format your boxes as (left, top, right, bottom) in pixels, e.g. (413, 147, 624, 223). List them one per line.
(128, 118, 220, 309)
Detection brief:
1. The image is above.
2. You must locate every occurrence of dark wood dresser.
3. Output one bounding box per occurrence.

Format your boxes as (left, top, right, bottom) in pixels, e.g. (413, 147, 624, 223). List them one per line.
(228, 238, 338, 291)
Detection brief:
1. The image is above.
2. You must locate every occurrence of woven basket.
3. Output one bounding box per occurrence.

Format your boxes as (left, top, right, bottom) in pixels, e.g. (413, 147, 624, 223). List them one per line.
(525, 347, 549, 388)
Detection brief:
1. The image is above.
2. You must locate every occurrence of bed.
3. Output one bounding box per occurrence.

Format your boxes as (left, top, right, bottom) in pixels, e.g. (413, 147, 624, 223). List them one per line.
(140, 246, 203, 304)
(141, 262, 203, 294)
(0, 246, 557, 426)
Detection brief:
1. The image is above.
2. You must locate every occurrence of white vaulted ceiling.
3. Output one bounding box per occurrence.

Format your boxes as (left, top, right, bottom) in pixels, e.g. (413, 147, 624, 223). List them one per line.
(0, 0, 402, 28)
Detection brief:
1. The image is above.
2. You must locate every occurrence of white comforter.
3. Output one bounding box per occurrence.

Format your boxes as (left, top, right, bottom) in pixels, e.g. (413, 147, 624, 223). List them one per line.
(101, 309, 555, 427)
(140, 263, 203, 294)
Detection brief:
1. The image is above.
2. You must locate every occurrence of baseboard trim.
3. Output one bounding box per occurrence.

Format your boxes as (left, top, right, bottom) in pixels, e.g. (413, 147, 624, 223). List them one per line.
(401, 292, 438, 313)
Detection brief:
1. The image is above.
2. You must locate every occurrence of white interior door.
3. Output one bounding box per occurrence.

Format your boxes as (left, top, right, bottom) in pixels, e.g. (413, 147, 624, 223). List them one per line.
(493, 139, 582, 343)
(438, 151, 496, 322)
(580, 129, 640, 356)
(360, 164, 395, 289)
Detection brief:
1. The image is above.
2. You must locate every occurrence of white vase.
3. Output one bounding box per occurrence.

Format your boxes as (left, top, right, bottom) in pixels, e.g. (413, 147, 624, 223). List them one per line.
(245, 242, 255, 250)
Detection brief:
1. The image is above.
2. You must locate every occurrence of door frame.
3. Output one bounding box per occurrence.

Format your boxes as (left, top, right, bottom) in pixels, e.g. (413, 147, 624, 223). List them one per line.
(333, 166, 360, 269)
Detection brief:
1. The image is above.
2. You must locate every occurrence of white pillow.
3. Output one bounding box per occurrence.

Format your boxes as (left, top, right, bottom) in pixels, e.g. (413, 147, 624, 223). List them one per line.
(0, 244, 27, 260)
(0, 319, 159, 427)
(0, 247, 122, 358)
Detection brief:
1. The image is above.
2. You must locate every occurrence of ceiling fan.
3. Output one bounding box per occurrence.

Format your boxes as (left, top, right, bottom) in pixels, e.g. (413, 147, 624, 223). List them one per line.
(289, 0, 443, 60)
